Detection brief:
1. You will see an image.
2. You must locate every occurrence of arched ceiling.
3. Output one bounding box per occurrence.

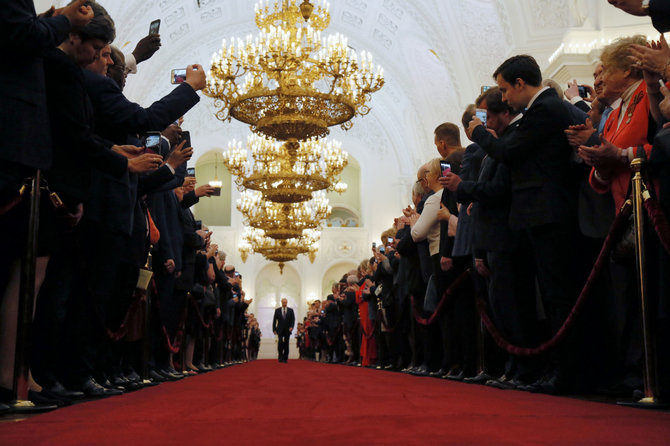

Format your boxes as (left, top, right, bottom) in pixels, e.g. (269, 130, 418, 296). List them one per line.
(42, 0, 656, 229)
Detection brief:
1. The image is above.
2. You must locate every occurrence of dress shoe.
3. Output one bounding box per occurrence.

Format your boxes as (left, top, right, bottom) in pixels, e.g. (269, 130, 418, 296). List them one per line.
(412, 365, 429, 376)
(45, 381, 84, 399)
(164, 366, 185, 377)
(148, 369, 167, 382)
(29, 390, 64, 407)
(157, 369, 183, 381)
(111, 375, 130, 389)
(124, 370, 141, 383)
(463, 371, 494, 384)
(80, 377, 123, 397)
(98, 377, 125, 391)
(40, 388, 73, 406)
(486, 375, 519, 390)
(429, 368, 447, 378)
(445, 369, 466, 381)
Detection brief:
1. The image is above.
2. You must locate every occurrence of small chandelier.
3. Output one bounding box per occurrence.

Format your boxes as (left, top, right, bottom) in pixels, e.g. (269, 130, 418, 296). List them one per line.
(237, 190, 331, 239)
(205, 0, 384, 142)
(242, 227, 320, 273)
(223, 134, 347, 203)
(209, 153, 223, 192)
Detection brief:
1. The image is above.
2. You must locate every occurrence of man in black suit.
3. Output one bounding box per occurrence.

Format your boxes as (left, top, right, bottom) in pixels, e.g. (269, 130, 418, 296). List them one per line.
(607, 0, 670, 32)
(273, 298, 295, 362)
(467, 55, 577, 394)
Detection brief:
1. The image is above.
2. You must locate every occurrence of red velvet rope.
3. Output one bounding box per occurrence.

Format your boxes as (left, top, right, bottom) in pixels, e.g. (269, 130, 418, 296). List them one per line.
(643, 196, 670, 255)
(105, 290, 144, 342)
(162, 326, 184, 354)
(475, 202, 632, 356)
(410, 270, 471, 326)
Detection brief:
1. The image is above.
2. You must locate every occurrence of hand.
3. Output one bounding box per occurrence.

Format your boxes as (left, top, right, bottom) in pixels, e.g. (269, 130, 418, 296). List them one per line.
(164, 259, 175, 273)
(475, 258, 490, 278)
(565, 79, 580, 100)
(165, 140, 193, 169)
(195, 185, 216, 197)
(630, 35, 670, 75)
(440, 172, 461, 192)
(185, 64, 207, 91)
(660, 82, 670, 120)
(132, 34, 162, 64)
(486, 128, 499, 138)
(112, 145, 144, 159)
(564, 118, 596, 148)
(60, 0, 94, 29)
(466, 116, 483, 139)
(440, 256, 453, 272)
(577, 135, 622, 168)
(38, 6, 56, 18)
(215, 308, 221, 319)
(436, 202, 451, 221)
(128, 153, 163, 173)
(408, 212, 420, 227)
(64, 203, 84, 228)
(467, 203, 473, 216)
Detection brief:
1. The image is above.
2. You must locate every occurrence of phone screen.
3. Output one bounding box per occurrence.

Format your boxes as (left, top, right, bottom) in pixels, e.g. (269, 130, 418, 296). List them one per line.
(186, 167, 196, 177)
(387, 237, 393, 244)
(440, 161, 451, 176)
(149, 19, 160, 35)
(144, 133, 160, 151)
(476, 108, 487, 127)
(171, 68, 187, 84)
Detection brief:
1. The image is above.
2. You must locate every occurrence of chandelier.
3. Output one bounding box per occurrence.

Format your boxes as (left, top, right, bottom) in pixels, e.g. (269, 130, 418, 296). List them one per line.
(224, 134, 347, 203)
(204, 0, 385, 142)
(240, 227, 320, 273)
(237, 190, 331, 239)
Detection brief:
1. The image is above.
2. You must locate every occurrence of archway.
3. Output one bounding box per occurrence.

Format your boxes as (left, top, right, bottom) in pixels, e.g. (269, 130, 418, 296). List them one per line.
(321, 261, 358, 298)
(254, 263, 301, 340)
(192, 150, 232, 226)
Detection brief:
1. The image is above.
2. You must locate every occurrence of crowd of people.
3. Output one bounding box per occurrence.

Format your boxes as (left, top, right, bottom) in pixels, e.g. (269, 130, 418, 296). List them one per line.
(296, 1, 670, 400)
(0, 1, 260, 413)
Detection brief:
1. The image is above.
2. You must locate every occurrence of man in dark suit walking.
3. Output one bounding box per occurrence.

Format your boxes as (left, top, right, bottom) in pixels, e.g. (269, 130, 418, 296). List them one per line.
(272, 298, 295, 363)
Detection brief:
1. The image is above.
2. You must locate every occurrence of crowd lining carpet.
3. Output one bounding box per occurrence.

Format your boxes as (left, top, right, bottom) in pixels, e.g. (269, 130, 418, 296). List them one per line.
(1, 360, 669, 445)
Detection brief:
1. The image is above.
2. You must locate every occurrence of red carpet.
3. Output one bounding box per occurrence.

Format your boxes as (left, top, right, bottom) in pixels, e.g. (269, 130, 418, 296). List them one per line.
(1, 360, 670, 445)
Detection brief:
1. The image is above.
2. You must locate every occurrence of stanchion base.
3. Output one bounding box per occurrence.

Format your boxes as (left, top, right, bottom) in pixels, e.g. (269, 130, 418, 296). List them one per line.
(617, 397, 669, 410)
(9, 399, 58, 413)
(142, 379, 160, 387)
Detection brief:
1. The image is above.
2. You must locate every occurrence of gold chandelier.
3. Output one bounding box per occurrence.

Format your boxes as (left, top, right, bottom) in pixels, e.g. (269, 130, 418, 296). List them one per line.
(239, 227, 320, 273)
(237, 190, 331, 239)
(204, 0, 385, 142)
(223, 134, 347, 203)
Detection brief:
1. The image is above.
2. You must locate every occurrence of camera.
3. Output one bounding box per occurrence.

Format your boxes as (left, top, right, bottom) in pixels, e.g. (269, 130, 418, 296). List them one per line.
(476, 108, 487, 127)
(439, 160, 451, 177)
(372, 242, 376, 249)
(387, 236, 393, 244)
(577, 85, 588, 98)
(171, 68, 187, 85)
(142, 131, 161, 153)
(149, 19, 160, 35)
(186, 167, 196, 177)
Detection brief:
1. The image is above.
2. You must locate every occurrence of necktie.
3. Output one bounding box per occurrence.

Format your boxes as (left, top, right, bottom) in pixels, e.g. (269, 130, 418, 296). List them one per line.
(283, 308, 286, 318)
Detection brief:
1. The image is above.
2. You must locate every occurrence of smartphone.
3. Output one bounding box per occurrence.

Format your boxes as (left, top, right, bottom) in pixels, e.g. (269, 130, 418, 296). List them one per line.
(142, 131, 161, 153)
(480, 85, 494, 94)
(387, 236, 393, 244)
(440, 160, 451, 177)
(476, 108, 487, 127)
(171, 68, 187, 84)
(372, 242, 376, 249)
(186, 167, 196, 177)
(577, 85, 588, 98)
(180, 130, 191, 149)
(149, 19, 160, 35)
(195, 220, 202, 230)
(234, 272, 241, 277)
(379, 246, 385, 253)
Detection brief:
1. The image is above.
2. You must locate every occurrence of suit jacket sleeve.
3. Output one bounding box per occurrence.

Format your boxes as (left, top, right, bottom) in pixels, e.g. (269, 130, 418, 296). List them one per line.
(650, 0, 670, 33)
(1, 2, 70, 54)
(138, 165, 174, 195)
(456, 162, 510, 206)
(574, 100, 591, 114)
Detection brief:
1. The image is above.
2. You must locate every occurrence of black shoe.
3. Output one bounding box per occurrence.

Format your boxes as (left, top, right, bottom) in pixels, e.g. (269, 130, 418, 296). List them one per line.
(98, 377, 125, 391)
(486, 375, 519, 390)
(124, 370, 141, 383)
(429, 368, 447, 378)
(148, 369, 167, 382)
(464, 371, 494, 384)
(45, 381, 84, 399)
(164, 366, 185, 378)
(29, 390, 64, 407)
(412, 365, 429, 376)
(80, 377, 123, 397)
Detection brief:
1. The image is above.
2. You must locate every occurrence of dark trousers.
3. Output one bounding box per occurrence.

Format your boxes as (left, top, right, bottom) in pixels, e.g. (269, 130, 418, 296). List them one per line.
(277, 330, 290, 361)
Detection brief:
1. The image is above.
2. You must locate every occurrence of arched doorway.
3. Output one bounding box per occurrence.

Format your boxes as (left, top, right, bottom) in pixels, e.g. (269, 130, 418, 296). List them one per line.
(254, 264, 301, 341)
(321, 261, 357, 298)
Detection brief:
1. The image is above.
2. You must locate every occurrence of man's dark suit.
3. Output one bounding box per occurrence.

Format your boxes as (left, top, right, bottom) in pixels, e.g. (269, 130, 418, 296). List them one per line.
(649, 0, 670, 32)
(472, 88, 577, 384)
(272, 306, 295, 361)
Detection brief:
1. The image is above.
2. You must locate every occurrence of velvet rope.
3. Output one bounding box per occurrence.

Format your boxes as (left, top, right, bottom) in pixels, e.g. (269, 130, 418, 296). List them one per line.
(162, 326, 184, 354)
(410, 270, 471, 326)
(105, 290, 144, 342)
(475, 202, 633, 356)
(643, 195, 670, 256)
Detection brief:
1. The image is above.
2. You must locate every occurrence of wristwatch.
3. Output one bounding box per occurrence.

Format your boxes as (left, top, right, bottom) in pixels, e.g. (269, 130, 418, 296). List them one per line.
(641, 0, 650, 13)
